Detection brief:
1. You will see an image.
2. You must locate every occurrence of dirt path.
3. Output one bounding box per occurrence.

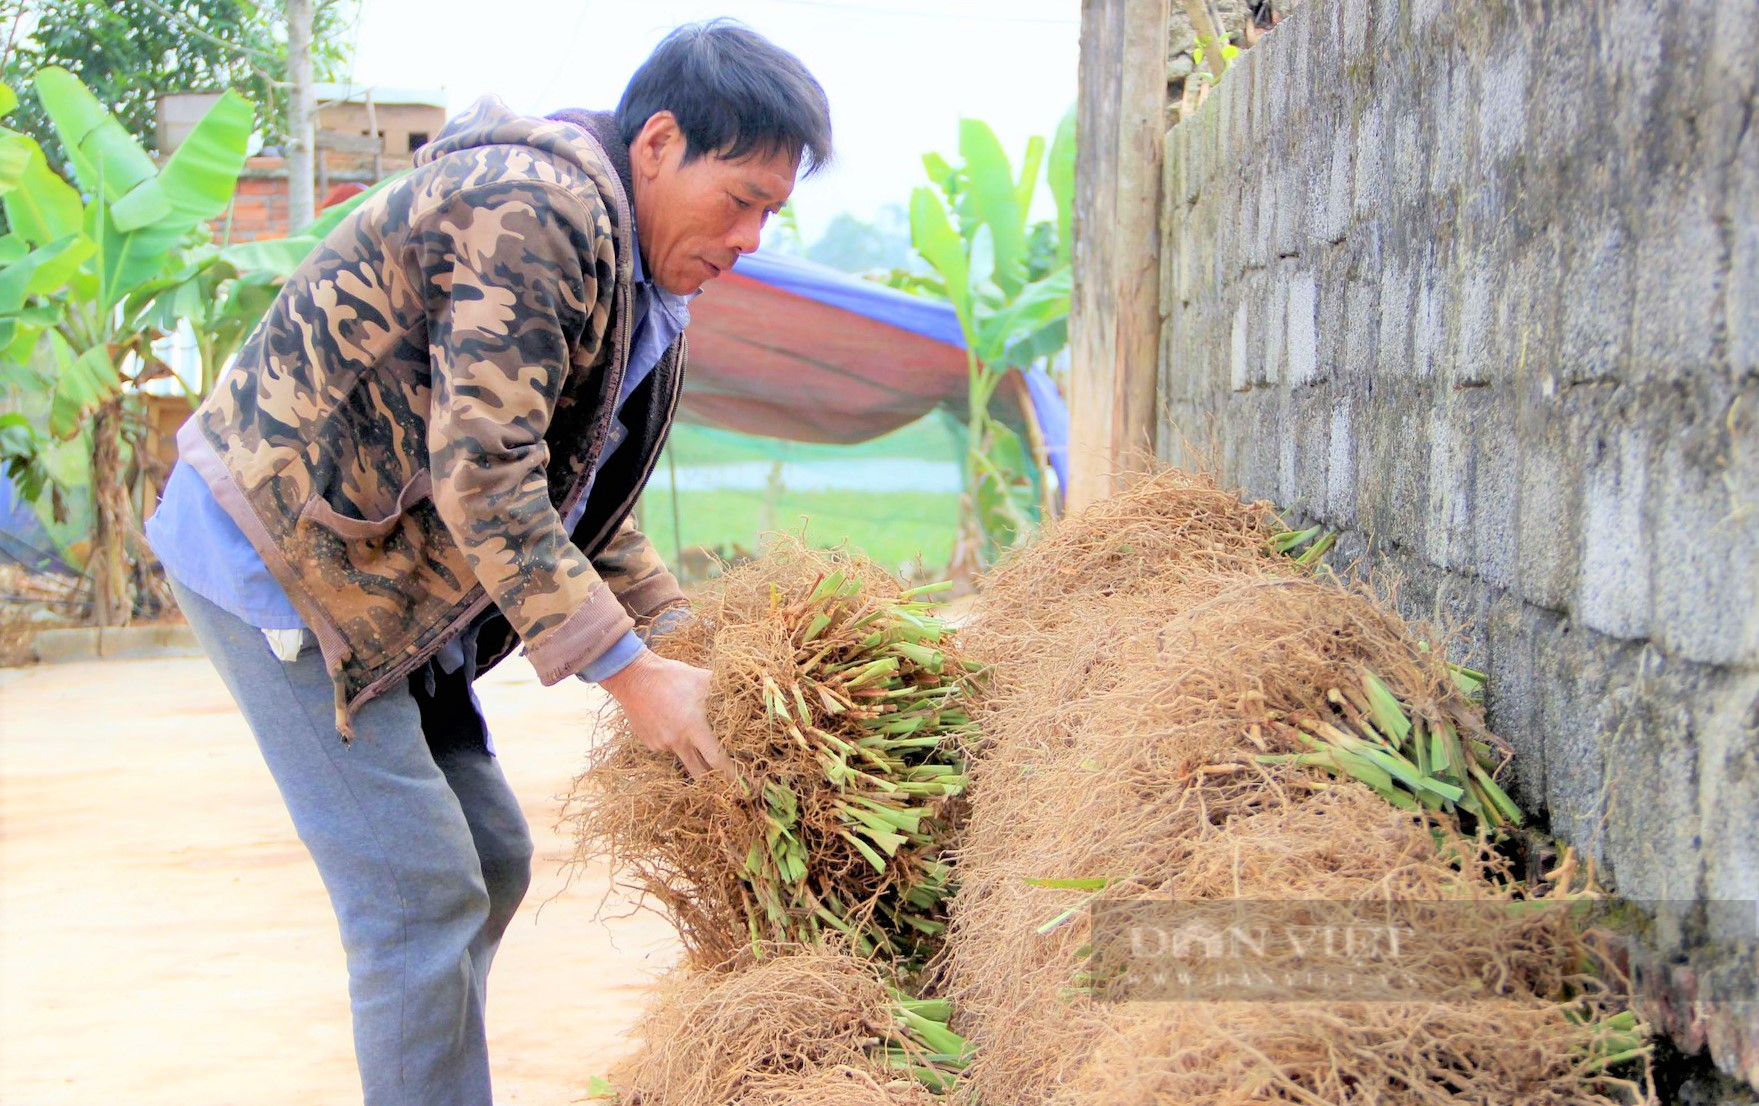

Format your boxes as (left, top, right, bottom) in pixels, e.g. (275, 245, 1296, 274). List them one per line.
(0, 654, 679, 1105)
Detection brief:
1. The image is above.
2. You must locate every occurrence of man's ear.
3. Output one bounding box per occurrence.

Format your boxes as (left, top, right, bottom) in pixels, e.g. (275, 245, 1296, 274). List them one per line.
(631, 111, 682, 180)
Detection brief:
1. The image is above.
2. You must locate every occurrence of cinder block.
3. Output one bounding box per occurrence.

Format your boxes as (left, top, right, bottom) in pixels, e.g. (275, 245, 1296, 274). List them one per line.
(1508, 235, 1564, 391)
(1274, 154, 1304, 258)
(1230, 300, 1251, 392)
(1391, 105, 1425, 198)
(1699, 670, 1759, 906)
(1290, 5, 1314, 98)
(1469, 395, 1519, 588)
(1412, 259, 1444, 379)
(1171, 213, 1196, 305)
(1365, 386, 1430, 551)
(1353, 99, 1387, 218)
(1577, 419, 1653, 642)
(1430, 54, 1472, 194)
(30, 625, 203, 663)
(1286, 272, 1320, 386)
(1426, 394, 1471, 569)
(1451, 269, 1494, 388)
(1243, 395, 1283, 503)
(1237, 175, 1264, 273)
(1532, 614, 1616, 862)
(1180, 119, 1204, 205)
(1477, 40, 1530, 164)
(1307, 129, 1353, 246)
(1277, 399, 1300, 505)
(1315, 258, 1348, 385)
(1341, 0, 1370, 59)
(1160, 205, 1184, 319)
(1597, 648, 1707, 904)
(1294, 391, 1332, 516)
(1731, 122, 1758, 377)
(1252, 163, 1276, 268)
(1560, 215, 1633, 384)
(1262, 269, 1290, 385)
(1703, 1, 1759, 169)
(1514, 414, 1584, 611)
(1483, 595, 1547, 808)
(1210, 85, 1232, 175)
(1649, 383, 1759, 667)
(1410, 0, 1447, 35)
(1530, 13, 1592, 154)
(1629, 177, 1721, 382)
(1343, 278, 1379, 385)
(1327, 395, 1358, 527)
(1376, 257, 1415, 378)
(1372, 0, 1401, 49)
(1605, 0, 1666, 155)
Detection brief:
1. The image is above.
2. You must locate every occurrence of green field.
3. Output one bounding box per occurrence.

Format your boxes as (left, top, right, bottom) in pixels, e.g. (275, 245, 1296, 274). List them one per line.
(636, 487, 959, 578)
(636, 415, 965, 578)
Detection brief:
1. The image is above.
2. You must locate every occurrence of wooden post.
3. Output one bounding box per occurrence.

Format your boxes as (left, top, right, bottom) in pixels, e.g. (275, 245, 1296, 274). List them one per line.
(366, 88, 382, 182)
(1067, 0, 1170, 511)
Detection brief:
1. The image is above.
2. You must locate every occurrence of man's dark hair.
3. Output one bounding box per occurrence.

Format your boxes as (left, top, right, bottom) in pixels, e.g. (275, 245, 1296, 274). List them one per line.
(617, 19, 832, 177)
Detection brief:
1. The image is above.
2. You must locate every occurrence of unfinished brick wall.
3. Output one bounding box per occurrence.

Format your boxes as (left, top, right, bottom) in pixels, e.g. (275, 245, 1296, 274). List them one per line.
(216, 160, 295, 242)
(1159, 0, 1758, 1095)
(210, 159, 378, 242)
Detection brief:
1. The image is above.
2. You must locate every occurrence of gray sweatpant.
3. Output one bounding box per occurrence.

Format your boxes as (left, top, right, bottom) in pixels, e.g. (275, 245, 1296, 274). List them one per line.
(171, 580, 534, 1106)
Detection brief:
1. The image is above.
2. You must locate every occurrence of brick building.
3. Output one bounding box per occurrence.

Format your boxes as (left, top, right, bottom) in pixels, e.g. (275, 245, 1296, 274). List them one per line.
(159, 84, 447, 242)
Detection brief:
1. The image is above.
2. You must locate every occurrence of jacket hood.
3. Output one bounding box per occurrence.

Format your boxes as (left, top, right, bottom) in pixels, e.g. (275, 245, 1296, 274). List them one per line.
(416, 96, 634, 203)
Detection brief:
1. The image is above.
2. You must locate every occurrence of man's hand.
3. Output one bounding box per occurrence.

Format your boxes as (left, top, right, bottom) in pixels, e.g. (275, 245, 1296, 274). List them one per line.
(600, 649, 733, 778)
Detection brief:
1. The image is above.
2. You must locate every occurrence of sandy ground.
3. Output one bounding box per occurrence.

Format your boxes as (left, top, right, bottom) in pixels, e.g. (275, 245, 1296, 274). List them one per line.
(0, 654, 680, 1105)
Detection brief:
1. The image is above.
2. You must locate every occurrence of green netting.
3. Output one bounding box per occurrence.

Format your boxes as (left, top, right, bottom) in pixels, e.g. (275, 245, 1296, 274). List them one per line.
(635, 410, 967, 582)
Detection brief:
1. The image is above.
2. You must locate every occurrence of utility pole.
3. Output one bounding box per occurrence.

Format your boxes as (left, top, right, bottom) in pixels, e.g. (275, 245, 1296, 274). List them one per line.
(286, 0, 315, 229)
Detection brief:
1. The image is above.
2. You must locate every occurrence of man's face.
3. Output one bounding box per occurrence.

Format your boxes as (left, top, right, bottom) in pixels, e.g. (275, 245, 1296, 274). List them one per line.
(629, 111, 798, 295)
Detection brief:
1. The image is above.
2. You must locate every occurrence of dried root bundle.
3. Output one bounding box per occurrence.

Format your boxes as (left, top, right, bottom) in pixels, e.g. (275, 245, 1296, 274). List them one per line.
(602, 950, 968, 1106)
(937, 470, 1651, 1106)
(1048, 999, 1649, 1106)
(566, 540, 979, 973)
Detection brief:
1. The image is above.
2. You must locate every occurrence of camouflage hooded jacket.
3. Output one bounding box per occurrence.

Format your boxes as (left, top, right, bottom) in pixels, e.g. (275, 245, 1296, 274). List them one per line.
(179, 98, 686, 735)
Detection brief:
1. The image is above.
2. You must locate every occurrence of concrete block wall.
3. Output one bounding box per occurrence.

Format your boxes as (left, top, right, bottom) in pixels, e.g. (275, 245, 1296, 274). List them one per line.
(1159, 0, 1759, 1089)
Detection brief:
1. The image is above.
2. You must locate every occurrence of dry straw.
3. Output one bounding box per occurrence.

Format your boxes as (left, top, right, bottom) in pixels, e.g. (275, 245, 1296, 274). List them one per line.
(942, 469, 1650, 1106)
(577, 470, 1648, 1106)
(609, 949, 937, 1106)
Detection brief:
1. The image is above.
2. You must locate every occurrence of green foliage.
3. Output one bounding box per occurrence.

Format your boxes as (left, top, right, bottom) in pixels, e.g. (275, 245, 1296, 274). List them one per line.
(0, 67, 305, 619)
(803, 205, 911, 274)
(906, 106, 1075, 565)
(2, 0, 355, 171)
(1188, 33, 1242, 85)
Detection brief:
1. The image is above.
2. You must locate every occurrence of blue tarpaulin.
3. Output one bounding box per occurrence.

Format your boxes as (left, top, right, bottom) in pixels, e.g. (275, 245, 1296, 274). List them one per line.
(687, 247, 1069, 495)
(0, 472, 73, 574)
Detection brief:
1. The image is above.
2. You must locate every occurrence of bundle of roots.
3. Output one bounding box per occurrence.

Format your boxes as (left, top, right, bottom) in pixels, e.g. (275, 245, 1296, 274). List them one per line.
(565, 540, 980, 975)
(938, 469, 1651, 1105)
(577, 470, 1648, 1106)
(607, 950, 947, 1106)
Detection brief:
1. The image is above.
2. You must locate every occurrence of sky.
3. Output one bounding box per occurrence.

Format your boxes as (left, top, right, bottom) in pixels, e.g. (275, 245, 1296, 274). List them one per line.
(343, 0, 1080, 242)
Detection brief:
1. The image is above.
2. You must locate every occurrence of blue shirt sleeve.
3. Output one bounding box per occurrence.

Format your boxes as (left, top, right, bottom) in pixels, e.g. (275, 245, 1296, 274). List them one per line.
(576, 629, 646, 683)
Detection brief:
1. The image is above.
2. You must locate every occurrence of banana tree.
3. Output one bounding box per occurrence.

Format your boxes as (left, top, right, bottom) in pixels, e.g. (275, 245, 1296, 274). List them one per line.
(0, 68, 252, 624)
(910, 108, 1075, 567)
